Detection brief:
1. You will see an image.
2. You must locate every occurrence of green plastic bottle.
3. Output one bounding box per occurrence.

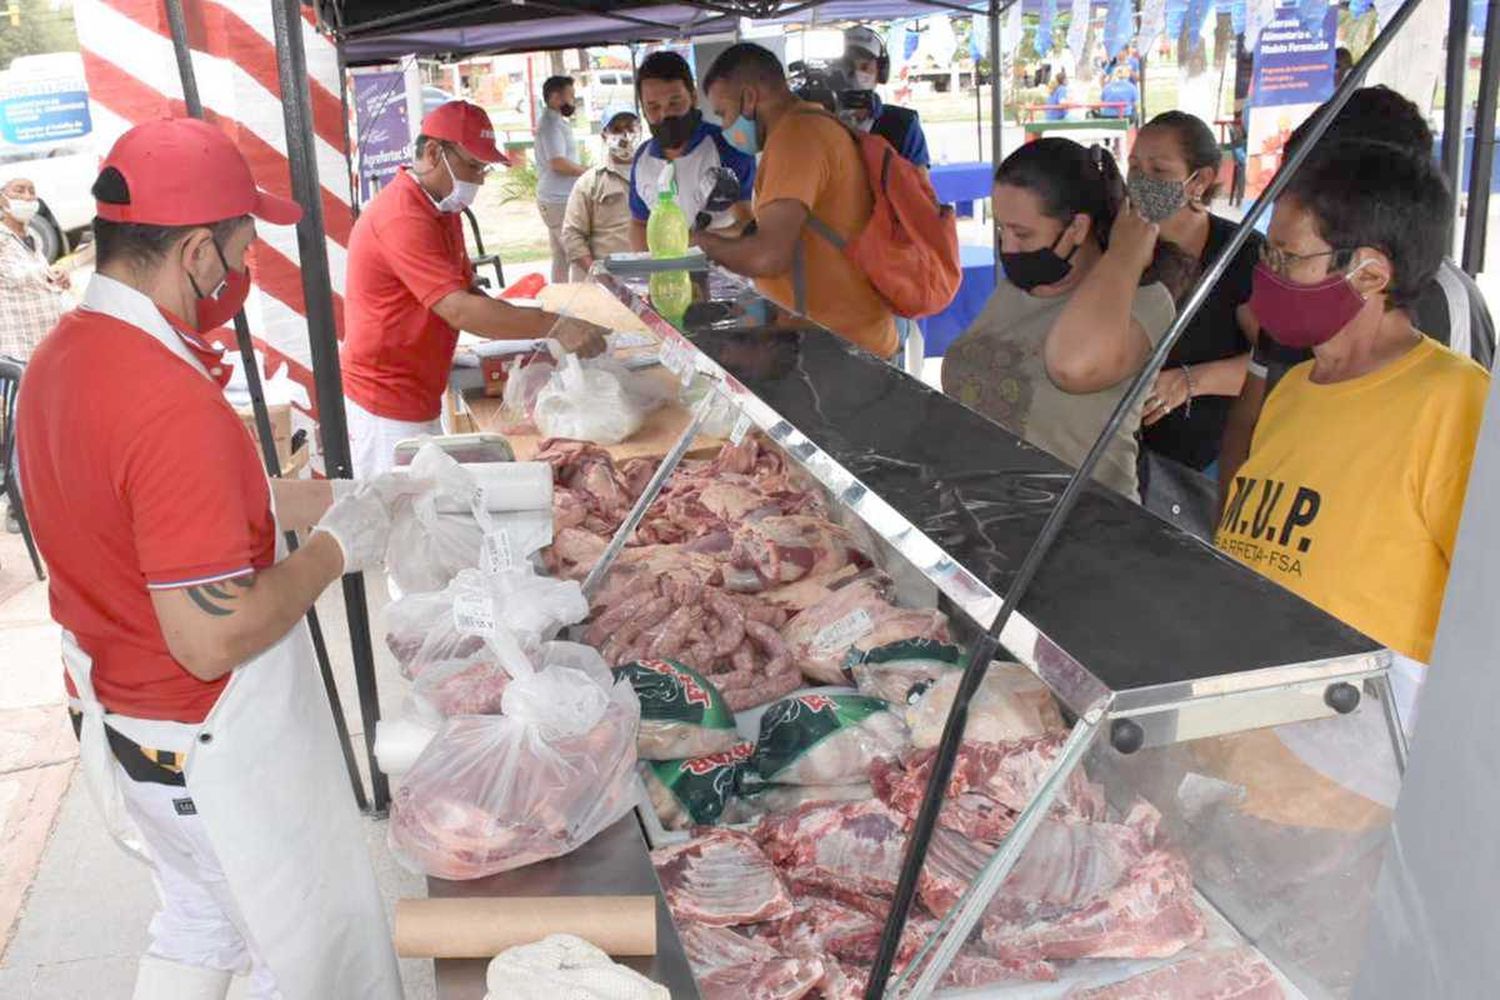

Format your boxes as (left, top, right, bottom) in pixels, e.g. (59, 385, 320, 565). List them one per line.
(646, 179, 690, 259)
(649, 270, 693, 327)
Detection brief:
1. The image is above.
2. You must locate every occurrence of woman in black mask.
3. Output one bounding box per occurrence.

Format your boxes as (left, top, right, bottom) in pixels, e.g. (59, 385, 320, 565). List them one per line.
(942, 138, 1187, 502)
(1129, 112, 1261, 537)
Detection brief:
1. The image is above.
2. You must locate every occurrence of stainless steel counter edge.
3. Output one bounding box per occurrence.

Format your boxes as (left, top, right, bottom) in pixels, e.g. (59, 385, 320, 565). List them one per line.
(596, 269, 1387, 724)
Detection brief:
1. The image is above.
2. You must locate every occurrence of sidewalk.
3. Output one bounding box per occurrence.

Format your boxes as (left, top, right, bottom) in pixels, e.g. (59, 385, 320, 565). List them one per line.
(0, 529, 437, 998)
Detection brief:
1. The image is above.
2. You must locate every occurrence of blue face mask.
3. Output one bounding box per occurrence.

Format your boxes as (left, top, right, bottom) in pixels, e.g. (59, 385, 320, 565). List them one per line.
(722, 97, 760, 156)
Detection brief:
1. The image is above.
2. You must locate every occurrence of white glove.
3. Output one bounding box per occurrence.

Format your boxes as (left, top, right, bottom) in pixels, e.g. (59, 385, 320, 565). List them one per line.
(314, 482, 393, 574)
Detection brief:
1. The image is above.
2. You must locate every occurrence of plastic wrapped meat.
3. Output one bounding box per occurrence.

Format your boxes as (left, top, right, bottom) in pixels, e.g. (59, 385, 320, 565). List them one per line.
(412, 658, 513, 716)
(388, 652, 640, 879)
(652, 829, 794, 927)
(640, 743, 753, 830)
(905, 663, 1064, 749)
(731, 782, 873, 820)
(848, 638, 963, 706)
(614, 660, 742, 760)
(780, 576, 951, 685)
(749, 694, 909, 787)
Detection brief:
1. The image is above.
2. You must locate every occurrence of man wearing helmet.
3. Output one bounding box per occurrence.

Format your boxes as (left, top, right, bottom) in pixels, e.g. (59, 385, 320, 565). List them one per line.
(843, 25, 931, 169)
(17, 118, 407, 998)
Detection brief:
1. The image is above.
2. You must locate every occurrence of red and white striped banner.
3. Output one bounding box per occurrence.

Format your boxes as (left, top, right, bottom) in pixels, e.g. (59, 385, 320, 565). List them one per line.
(76, 0, 355, 462)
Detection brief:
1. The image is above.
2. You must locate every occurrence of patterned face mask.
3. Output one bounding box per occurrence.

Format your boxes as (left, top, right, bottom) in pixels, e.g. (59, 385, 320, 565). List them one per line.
(1127, 172, 1187, 223)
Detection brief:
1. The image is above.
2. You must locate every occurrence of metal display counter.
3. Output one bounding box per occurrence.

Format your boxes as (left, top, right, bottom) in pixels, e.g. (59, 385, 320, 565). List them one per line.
(428, 814, 699, 1000)
(581, 264, 1404, 998)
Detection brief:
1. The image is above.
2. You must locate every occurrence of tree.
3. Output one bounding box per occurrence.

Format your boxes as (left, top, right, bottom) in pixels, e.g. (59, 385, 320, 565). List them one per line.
(0, 0, 80, 70)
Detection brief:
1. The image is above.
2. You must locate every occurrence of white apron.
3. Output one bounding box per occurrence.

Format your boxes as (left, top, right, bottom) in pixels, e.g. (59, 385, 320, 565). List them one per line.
(61, 276, 403, 1000)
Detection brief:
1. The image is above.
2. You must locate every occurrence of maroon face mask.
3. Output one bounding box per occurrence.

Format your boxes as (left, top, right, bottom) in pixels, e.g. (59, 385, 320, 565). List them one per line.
(1248, 261, 1367, 350)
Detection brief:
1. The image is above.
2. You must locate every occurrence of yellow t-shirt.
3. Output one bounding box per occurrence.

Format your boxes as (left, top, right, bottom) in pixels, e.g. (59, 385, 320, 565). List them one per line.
(753, 104, 898, 358)
(1215, 336, 1489, 662)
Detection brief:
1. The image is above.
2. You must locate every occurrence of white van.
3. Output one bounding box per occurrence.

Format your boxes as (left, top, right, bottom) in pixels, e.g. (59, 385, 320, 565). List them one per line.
(0, 52, 97, 260)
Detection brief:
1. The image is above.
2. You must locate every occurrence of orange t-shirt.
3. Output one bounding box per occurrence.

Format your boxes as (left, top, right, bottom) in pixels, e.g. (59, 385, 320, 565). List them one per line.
(754, 105, 897, 358)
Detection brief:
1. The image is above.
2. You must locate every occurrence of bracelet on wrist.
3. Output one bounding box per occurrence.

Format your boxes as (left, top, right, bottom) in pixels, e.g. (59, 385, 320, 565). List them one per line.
(1180, 364, 1194, 417)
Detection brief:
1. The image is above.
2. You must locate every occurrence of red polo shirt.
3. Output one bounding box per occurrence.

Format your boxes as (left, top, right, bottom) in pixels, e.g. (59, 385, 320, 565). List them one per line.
(18, 298, 276, 722)
(341, 168, 472, 422)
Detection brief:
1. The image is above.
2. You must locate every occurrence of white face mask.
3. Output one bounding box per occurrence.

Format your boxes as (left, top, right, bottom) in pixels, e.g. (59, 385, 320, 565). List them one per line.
(607, 131, 639, 161)
(852, 69, 879, 90)
(433, 149, 480, 214)
(5, 197, 39, 225)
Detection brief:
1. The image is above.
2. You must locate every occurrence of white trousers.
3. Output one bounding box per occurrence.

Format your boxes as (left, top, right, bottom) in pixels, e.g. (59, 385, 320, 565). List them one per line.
(345, 396, 442, 479)
(116, 759, 283, 1000)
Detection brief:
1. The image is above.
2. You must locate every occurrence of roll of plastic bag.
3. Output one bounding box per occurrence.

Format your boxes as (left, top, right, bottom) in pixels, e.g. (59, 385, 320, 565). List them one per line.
(433, 462, 553, 515)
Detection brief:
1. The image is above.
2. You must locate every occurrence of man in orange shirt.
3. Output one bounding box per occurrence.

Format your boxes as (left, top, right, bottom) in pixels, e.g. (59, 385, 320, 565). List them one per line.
(698, 44, 897, 359)
(342, 101, 608, 476)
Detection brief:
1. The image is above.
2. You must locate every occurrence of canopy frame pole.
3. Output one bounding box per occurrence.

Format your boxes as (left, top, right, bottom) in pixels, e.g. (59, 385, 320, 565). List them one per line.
(162, 0, 368, 812)
(271, 0, 391, 813)
(1442, 0, 1471, 251)
(1462, 0, 1500, 274)
(862, 0, 1430, 993)
(990, 0, 1004, 286)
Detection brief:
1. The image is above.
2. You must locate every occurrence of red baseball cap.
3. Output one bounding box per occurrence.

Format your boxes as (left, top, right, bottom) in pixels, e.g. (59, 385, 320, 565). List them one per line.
(94, 118, 301, 226)
(420, 100, 509, 165)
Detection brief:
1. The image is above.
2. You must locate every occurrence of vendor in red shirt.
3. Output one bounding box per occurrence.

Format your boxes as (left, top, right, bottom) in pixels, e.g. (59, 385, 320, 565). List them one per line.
(341, 100, 608, 475)
(17, 118, 408, 1000)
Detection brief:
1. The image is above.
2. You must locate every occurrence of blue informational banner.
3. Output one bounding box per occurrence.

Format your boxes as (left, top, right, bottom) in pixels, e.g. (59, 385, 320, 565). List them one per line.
(1244, 1, 1336, 198)
(353, 68, 414, 204)
(0, 89, 90, 145)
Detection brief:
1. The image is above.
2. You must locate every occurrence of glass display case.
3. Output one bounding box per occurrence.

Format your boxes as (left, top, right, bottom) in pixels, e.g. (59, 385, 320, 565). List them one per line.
(585, 262, 1404, 998)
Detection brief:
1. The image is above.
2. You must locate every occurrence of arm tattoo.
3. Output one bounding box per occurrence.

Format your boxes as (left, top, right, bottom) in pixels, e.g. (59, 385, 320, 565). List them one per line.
(184, 573, 255, 617)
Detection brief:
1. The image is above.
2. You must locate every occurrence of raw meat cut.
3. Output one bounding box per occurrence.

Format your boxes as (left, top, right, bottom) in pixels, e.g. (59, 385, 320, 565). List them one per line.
(724, 516, 868, 592)
(919, 804, 1160, 923)
(1067, 947, 1285, 999)
(755, 799, 909, 904)
(781, 575, 951, 685)
(849, 638, 962, 706)
(653, 829, 794, 927)
(983, 848, 1206, 961)
(905, 664, 1064, 749)
(761, 565, 862, 612)
(677, 921, 825, 1000)
(697, 957, 825, 1000)
(875, 735, 1108, 843)
(412, 658, 512, 716)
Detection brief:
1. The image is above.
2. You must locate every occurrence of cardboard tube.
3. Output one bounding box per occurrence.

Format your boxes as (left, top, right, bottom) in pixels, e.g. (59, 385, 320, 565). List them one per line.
(393, 896, 657, 958)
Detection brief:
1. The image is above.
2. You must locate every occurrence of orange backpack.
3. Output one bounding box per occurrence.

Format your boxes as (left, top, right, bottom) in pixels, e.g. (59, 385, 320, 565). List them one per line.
(792, 110, 962, 320)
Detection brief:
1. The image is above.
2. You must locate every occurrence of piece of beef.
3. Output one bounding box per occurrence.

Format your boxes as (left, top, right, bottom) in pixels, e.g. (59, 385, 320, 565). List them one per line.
(754, 799, 909, 903)
(726, 516, 868, 592)
(697, 958, 825, 1000)
(652, 829, 794, 927)
(919, 805, 1159, 923)
(781, 575, 950, 685)
(1067, 947, 1286, 999)
(875, 735, 1109, 843)
(983, 848, 1205, 962)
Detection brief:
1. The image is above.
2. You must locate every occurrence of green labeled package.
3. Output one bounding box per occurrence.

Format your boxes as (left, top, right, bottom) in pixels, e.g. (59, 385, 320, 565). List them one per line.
(615, 659, 740, 760)
(750, 692, 909, 787)
(640, 742, 753, 829)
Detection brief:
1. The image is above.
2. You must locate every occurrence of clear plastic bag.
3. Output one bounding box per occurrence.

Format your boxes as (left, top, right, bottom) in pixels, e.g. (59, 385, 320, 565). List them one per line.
(388, 642, 642, 879)
(533, 354, 664, 445)
(386, 445, 554, 595)
(499, 354, 556, 434)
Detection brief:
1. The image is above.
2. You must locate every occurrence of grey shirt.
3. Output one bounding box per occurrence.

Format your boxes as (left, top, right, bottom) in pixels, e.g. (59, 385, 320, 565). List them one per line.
(535, 107, 580, 205)
(942, 278, 1176, 501)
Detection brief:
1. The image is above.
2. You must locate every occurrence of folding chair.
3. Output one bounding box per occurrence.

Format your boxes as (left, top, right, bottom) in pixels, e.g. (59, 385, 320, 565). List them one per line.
(0, 356, 45, 581)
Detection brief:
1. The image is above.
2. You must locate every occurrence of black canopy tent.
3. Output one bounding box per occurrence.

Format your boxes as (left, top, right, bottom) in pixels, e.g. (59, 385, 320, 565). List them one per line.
(226, 0, 1481, 993)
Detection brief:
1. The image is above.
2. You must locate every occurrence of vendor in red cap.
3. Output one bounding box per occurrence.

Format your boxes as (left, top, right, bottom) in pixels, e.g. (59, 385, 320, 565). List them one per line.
(16, 117, 405, 1000)
(342, 99, 609, 475)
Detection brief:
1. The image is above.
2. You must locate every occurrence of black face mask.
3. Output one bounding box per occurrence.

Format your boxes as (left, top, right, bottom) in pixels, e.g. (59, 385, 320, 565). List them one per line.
(649, 108, 702, 150)
(1000, 224, 1079, 292)
(558, 103, 576, 118)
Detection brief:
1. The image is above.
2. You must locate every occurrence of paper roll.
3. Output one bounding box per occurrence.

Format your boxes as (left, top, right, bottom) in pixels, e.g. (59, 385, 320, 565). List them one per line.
(393, 896, 657, 958)
(431, 462, 554, 514)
